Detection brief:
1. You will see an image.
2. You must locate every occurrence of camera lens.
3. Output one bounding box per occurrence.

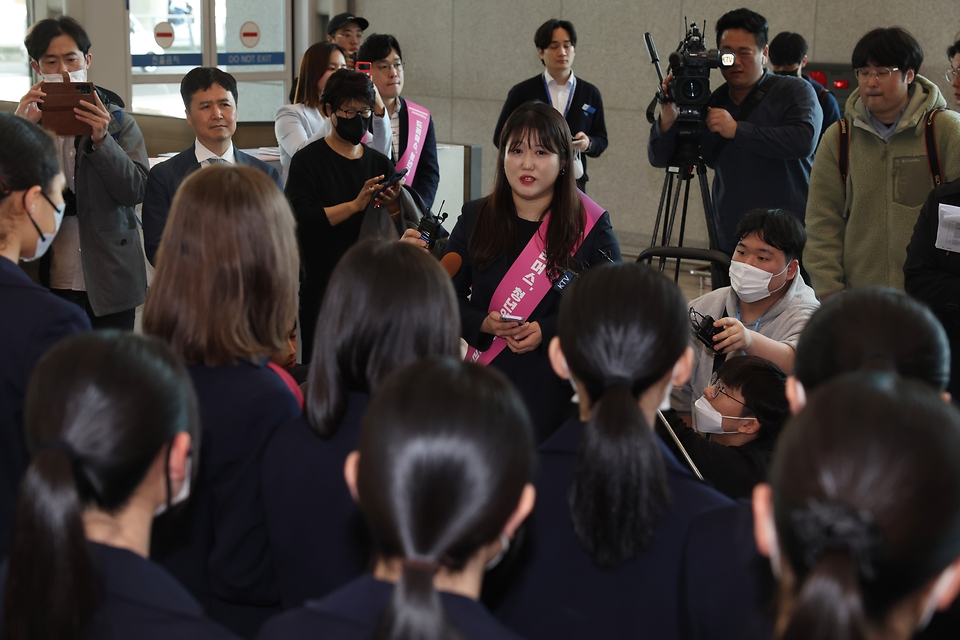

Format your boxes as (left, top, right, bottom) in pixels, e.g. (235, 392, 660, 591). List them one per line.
(680, 80, 704, 101)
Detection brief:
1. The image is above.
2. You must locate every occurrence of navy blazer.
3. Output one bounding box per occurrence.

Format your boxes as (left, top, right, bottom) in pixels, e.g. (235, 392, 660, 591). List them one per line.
(397, 97, 440, 212)
(493, 74, 608, 183)
(263, 392, 372, 609)
(142, 145, 284, 264)
(495, 417, 733, 640)
(0, 542, 238, 639)
(0, 257, 89, 557)
(679, 501, 775, 640)
(256, 574, 524, 640)
(446, 199, 621, 442)
(152, 360, 301, 638)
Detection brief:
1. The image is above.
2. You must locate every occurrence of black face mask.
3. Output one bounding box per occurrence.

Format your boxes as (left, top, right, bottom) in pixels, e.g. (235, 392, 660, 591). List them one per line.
(334, 113, 370, 145)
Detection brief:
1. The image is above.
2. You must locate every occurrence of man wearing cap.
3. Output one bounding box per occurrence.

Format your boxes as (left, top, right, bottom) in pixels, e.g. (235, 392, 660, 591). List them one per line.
(327, 12, 367, 69)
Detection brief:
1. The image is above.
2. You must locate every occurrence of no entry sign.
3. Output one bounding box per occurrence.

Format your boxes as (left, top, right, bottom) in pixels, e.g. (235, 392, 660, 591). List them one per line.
(240, 22, 260, 48)
(154, 22, 175, 49)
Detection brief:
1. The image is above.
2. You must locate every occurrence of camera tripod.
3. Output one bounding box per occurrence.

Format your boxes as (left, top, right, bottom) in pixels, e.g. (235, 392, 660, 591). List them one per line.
(641, 154, 730, 288)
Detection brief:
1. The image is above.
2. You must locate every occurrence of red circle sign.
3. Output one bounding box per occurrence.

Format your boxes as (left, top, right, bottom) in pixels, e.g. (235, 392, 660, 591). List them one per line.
(240, 22, 260, 48)
(154, 22, 175, 49)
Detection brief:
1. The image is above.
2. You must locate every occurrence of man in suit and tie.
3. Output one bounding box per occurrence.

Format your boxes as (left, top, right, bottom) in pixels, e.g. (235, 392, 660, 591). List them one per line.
(142, 67, 283, 264)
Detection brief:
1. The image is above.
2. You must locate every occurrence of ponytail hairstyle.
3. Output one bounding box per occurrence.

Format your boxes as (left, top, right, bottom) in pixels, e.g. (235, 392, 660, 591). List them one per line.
(470, 101, 585, 272)
(794, 287, 949, 393)
(557, 262, 689, 566)
(4, 331, 199, 640)
(358, 358, 535, 640)
(771, 372, 960, 640)
(305, 240, 460, 439)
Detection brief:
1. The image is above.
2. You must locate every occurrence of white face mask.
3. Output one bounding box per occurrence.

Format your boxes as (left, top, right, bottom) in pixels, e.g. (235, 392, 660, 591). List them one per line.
(20, 198, 65, 262)
(154, 454, 192, 516)
(729, 260, 788, 303)
(42, 69, 87, 83)
(692, 395, 753, 434)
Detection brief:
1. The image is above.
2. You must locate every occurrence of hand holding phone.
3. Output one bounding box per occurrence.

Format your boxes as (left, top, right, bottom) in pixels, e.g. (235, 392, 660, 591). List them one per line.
(500, 313, 525, 323)
(356, 61, 372, 76)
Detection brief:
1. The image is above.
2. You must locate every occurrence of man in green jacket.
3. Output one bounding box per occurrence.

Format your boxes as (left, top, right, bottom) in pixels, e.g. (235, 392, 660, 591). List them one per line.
(804, 27, 960, 298)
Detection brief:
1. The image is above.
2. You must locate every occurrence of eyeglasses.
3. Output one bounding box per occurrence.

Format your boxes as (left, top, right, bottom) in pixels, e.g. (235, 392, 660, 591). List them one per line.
(334, 30, 363, 40)
(336, 107, 373, 119)
(374, 61, 404, 74)
(854, 67, 900, 82)
(947, 68, 960, 82)
(707, 372, 753, 412)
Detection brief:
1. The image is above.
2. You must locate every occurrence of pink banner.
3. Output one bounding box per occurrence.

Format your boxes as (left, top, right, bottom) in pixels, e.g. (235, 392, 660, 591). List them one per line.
(465, 191, 605, 366)
(396, 100, 430, 185)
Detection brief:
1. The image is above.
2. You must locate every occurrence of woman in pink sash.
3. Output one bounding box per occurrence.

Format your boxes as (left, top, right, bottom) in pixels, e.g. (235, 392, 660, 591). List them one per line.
(445, 101, 620, 441)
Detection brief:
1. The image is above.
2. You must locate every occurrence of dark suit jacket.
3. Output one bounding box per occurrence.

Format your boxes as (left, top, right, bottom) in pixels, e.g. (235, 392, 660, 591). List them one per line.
(142, 145, 284, 264)
(151, 360, 301, 638)
(0, 257, 89, 557)
(256, 574, 524, 640)
(397, 97, 440, 212)
(263, 392, 372, 609)
(0, 543, 239, 639)
(493, 74, 608, 183)
(494, 418, 733, 640)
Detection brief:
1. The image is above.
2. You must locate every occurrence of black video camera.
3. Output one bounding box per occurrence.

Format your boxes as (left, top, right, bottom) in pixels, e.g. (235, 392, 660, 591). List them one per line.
(690, 309, 723, 351)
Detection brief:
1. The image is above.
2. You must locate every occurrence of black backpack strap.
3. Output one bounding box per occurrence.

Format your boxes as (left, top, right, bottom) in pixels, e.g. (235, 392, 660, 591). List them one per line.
(837, 117, 850, 184)
(708, 74, 781, 165)
(925, 108, 943, 187)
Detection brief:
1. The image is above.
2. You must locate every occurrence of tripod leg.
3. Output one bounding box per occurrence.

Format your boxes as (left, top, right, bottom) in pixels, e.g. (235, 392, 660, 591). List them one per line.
(675, 177, 693, 282)
(649, 171, 674, 254)
(696, 161, 728, 288)
(660, 170, 684, 272)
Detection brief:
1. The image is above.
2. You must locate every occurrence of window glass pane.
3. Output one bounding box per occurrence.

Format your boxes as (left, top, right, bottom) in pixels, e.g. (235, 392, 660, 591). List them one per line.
(216, 0, 285, 73)
(0, 0, 30, 102)
(132, 82, 185, 118)
(130, 0, 203, 75)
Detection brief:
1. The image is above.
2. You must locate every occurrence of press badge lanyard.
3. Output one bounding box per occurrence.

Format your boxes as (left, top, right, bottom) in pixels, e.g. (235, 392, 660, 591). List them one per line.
(735, 302, 764, 332)
(542, 74, 576, 118)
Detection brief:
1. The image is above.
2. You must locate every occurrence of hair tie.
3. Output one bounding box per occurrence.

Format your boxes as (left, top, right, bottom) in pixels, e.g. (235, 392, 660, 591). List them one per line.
(790, 499, 884, 580)
(38, 439, 81, 465)
(401, 558, 441, 574)
(602, 376, 632, 392)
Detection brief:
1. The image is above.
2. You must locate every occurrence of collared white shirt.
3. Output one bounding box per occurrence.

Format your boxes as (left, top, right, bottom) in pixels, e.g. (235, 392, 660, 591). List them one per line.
(194, 139, 236, 166)
(389, 100, 402, 163)
(543, 69, 576, 117)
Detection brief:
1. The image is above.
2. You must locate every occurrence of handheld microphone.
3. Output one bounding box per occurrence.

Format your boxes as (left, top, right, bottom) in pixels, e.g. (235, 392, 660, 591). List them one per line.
(440, 252, 462, 278)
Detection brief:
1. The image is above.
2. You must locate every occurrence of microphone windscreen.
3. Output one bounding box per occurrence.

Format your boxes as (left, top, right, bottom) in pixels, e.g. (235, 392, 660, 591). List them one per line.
(668, 52, 681, 71)
(440, 252, 462, 278)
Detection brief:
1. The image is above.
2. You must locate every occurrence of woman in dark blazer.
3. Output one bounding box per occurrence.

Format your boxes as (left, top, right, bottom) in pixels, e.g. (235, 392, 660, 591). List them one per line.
(446, 101, 620, 442)
(262, 239, 460, 609)
(0, 112, 90, 558)
(1, 331, 238, 640)
(257, 358, 535, 640)
(495, 263, 733, 639)
(143, 165, 302, 638)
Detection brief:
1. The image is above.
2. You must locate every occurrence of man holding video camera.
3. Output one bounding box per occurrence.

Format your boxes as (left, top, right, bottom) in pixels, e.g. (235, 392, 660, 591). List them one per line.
(648, 8, 821, 256)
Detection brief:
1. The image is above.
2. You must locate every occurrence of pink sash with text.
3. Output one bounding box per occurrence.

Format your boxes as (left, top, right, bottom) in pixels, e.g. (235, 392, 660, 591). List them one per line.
(465, 192, 605, 366)
(396, 100, 431, 184)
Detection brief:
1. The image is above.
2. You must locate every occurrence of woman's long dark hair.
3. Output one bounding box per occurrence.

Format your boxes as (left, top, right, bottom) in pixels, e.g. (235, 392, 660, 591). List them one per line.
(771, 372, 960, 639)
(558, 263, 689, 567)
(293, 42, 345, 108)
(794, 287, 949, 392)
(3, 331, 199, 640)
(469, 101, 585, 271)
(305, 240, 461, 438)
(359, 358, 535, 640)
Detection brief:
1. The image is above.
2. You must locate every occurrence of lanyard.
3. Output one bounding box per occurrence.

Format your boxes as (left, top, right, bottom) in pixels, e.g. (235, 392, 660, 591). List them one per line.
(735, 302, 763, 331)
(542, 74, 576, 118)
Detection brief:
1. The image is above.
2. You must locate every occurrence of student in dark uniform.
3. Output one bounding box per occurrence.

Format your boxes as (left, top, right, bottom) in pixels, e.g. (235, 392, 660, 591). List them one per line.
(143, 166, 302, 638)
(257, 358, 535, 640)
(754, 372, 960, 640)
(284, 69, 425, 361)
(262, 239, 460, 609)
(0, 112, 89, 558)
(447, 101, 620, 442)
(495, 263, 733, 639)
(0, 331, 238, 640)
